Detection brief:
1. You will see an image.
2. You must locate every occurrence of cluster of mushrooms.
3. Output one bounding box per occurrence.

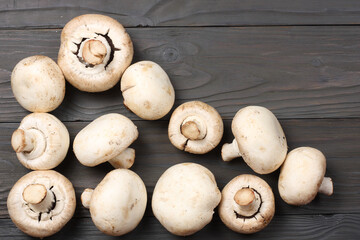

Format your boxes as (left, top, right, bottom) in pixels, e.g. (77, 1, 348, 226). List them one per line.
(7, 14, 333, 238)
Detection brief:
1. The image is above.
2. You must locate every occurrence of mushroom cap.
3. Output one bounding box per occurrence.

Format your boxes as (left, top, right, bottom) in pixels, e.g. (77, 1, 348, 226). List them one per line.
(168, 101, 224, 154)
(73, 113, 138, 167)
(219, 174, 275, 234)
(152, 163, 221, 236)
(121, 61, 175, 120)
(232, 106, 287, 174)
(58, 14, 133, 92)
(7, 170, 76, 238)
(278, 147, 326, 205)
(13, 113, 70, 170)
(11, 55, 65, 112)
(88, 169, 147, 236)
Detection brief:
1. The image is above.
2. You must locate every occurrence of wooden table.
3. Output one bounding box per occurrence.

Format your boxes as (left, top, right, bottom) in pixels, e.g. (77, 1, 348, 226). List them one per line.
(1, 1, 360, 239)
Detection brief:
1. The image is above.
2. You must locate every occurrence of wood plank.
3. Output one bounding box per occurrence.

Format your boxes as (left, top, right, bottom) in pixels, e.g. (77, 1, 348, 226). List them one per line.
(0, 213, 359, 239)
(2, 0, 360, 29)
(1, 119, 359, 218)
(1, 27, 360, 122)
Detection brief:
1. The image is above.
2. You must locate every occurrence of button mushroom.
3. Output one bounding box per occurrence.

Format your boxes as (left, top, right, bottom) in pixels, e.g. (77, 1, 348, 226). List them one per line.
(221, 106, 287, 174)
(11, 113, 70, 170)
(168, 101, 224, 154)
(81, 169, 147, 236)
(11, 55, 65, 112)
(58, 14, 133, 92)
(152, 163, 221, 236)
(73, 113, 138, 168)
(121, 61, 175, 120)
(219, 174, 275, 234)
(278, 147, 333, 205)
(7, 170, 76, 238)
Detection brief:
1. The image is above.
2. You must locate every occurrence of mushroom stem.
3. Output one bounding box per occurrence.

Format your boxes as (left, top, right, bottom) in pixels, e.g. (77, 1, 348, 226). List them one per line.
(234, 188, 260, 217)
(222, 139, 241, 162)
(81, 188, 94, 209)
(22, 184, 55, 213)
(108, 148, 135, 169)
(318, 177, 333, 196)
(181, 116, 207, 140)
(82, 39, 107, 65)
(11, 129, 35, 153)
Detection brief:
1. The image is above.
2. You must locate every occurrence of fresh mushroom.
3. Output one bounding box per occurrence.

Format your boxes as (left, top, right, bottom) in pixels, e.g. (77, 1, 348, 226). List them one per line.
(222, 106, 287, 174)
(152, 163, 221, 236)
(81, 169, 147, 236)
(58, 14, 133, 92)
(168, 101, 223, 154)
(11, 113, 70, 170)
(73, 113, 138, 168)
(219, 174, 275, 234)
(7, 170, 76, 238)
(278, 147, 333, 205)
(121, 61, 175, 120)
(11, 55, 65, 112)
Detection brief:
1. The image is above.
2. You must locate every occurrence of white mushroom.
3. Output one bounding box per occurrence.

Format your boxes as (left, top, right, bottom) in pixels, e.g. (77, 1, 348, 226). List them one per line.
(121, 61, 175, 120)
(152, 163, 221, 236)
(222, 106, 287, 174)
(81, 169, 147, 236)
(11, 55, 65, 112)
(7, 170, 76, 238)
(73, 113, 138, 168)
(168, 101, 224, 154)
(278, 147, 333, 205)
(58, 14, 133, 92)
(219, 174, 275, 234)
(11, 113, 70, 170)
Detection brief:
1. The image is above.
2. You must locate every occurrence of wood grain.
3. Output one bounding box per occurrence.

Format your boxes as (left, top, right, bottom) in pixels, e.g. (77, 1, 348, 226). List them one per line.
(2, 0, 360, 29)
(1, 119, 359, 219)
(1, 27, 360, 122)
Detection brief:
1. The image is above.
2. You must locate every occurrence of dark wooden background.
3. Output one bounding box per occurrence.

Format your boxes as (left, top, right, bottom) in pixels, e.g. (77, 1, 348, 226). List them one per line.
(1, 1, 360, 239)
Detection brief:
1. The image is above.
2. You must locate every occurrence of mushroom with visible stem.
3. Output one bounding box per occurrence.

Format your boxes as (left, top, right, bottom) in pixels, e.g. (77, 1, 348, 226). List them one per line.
(168, 101, 224, 154)
(278, 147, 333, 205)
(73, 113, 138, 168)
(81, 169, 147, 236)
(221, 106, 288, 174)
(152, 163, 221, 236)
(7, 170, 76, 238)
(121, 61, 175, 120)
(219, 174, 275, 234)
(11, 55, 65, 113)
(58, 14, 133, 92)
(11, 113, 70, 170)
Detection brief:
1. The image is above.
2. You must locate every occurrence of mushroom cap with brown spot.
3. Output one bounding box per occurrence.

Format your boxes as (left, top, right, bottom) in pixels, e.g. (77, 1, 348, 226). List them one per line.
(14, 113, 70, 170)
(73, 113, 138, 167)
(89, 169, 147, 236)
(11, 55, 65, 112)
(278, 147, 326, 205)
(121, 61, 175, 120)
(7, 170, 76, 238)
(219, 174, 275, 234)
(152, 163, 221, 236)
(168, 101, 224, 154)
(58, 14, 133, 92)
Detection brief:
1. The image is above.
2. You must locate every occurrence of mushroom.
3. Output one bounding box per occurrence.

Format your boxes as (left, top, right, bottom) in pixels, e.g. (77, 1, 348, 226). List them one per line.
(222, 106, 287, 174)
(58, 14, 133, 92)
(121, 61, 175, 120)
(168, 101, 223, 154)
(278, 147, 333, 205)
(152, 163, 221, 236)
(11, 113, 70, 170)
(218, 174, 275, 234)
(73, 113, 138, 168)
(7, 170, 76, 238)
(81, 169, 147, 236)
(11, 55, 65, 112)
